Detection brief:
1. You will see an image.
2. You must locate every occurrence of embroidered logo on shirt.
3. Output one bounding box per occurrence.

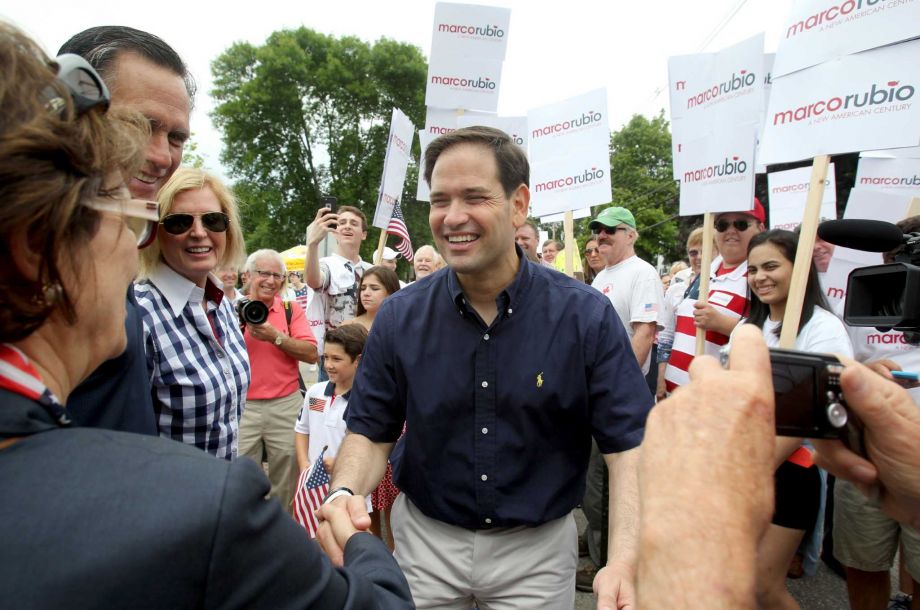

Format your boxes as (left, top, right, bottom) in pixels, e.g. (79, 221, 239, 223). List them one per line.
(309, 397, 327, 412)
(536, 372, 544, 388)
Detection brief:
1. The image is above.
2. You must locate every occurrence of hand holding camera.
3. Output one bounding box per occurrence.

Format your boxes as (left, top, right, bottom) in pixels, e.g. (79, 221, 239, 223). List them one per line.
(306, 197, 339, 246)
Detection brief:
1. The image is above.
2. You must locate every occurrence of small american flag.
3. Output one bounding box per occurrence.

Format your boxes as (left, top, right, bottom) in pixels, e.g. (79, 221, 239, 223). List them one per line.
(292, 447, 331, 538)
(308, 396, 326, 413)
(386, 201, 414, 261)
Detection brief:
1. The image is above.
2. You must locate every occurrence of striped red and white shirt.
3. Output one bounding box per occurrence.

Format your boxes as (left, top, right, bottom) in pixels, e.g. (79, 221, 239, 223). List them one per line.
(664, 257, 750, 392)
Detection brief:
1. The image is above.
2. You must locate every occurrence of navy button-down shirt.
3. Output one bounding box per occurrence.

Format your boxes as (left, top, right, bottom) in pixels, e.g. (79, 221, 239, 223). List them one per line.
(347, 249, 653, 529)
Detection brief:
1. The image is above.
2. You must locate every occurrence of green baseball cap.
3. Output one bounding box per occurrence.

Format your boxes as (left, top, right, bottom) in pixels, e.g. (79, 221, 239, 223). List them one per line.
(589, 207, 636, 231)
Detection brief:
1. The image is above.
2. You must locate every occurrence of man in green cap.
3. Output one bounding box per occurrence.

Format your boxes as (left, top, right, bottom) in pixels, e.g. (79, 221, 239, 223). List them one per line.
(589, 206, 663, 374)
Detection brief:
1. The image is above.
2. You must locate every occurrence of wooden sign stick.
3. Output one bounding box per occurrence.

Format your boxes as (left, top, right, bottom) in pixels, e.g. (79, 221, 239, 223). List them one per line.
(375, 230, 388, 268)
(779, 154, 831, 349)
(695, 212, 715, 355)
(563, 210, 576, 277)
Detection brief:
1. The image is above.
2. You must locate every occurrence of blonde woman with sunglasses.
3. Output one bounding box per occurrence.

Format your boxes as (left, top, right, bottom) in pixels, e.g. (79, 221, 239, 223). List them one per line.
(135, 167, 251, 460)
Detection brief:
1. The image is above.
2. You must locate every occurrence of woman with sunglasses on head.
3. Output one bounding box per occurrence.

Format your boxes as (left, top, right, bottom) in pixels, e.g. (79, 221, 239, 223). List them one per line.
(742, 229, 852, 609)
(663, 200, 766, 393)
(0, 25, 412, 609)
(135, 167, 251, 460)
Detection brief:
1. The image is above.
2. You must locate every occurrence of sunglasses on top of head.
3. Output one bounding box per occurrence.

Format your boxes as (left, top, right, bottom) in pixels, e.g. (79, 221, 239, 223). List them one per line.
(714, 218, 755, 233)
(43, 54, 110, 118)
(160, 212, 231, 235)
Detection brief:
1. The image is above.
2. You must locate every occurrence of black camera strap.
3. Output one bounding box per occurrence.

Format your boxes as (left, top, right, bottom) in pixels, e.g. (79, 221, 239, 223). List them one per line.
(283, 301, 308, 395)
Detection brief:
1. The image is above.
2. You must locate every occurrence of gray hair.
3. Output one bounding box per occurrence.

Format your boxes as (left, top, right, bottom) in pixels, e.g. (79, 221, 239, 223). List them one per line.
(244, 249, 286, 276)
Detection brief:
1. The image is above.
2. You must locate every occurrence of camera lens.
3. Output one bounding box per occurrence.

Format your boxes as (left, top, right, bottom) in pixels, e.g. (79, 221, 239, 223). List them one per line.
(236, 298, 269, 325)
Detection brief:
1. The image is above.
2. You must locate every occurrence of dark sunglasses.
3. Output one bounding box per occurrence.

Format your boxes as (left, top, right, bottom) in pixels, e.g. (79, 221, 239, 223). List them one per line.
(593, 226, 628, 237)
(43, 54, 110, 117)
(714, 219, 754, 233)
(584, 247, 600, 255)
(160, 212, 230, 235)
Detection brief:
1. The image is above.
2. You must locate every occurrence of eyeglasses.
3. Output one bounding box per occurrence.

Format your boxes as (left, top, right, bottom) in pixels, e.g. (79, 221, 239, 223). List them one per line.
(84, 196, 159, 249)
(715, 219, 754, 233)
(584, 247, 600, 255)
(254, 269, 284, 281)
(160, 212, 230, 235)
(687, 249, 701, 257)
(43, 54, 110, 118)
(594, 226, 628, 237)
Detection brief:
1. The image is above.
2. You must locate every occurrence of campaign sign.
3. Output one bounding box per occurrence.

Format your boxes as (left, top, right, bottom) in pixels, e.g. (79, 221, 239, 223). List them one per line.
(425, 55, 503, 113)
(527, 89, 610, 161)
(668, 33, 765, 123)
(424, 107, 493, 137)
(416, 130, 437, 202)
(540, 207, 592, 224)
(855, 156, 920, 196)
(531, 153, 612, 218)
(767, 163, 838, 230)
(773, 0, 920, 78)
(456, 114, 529, 151)
(759, 39, 920, 165)
(679, 124, 758, 216)
(431, 2, 511, 62)
(373, 108, 416, 229)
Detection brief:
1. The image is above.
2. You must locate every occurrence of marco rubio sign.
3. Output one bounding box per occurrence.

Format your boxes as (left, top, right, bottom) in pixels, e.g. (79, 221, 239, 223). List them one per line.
(527, 88, 610, 160)
(456, 114, 529, 150)
(679, 124, 758, 216)
(855, 156, 920, 196)
(767, 163, 838, 230)
(773, 0, 920, 77)
(759, 39, 920, 165)
(425, 55, 503, 112)
(431, 2, 511, 61)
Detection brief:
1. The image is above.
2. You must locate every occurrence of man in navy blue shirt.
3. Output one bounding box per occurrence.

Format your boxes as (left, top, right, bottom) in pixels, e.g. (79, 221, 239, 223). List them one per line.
(324, 126, 653, 609)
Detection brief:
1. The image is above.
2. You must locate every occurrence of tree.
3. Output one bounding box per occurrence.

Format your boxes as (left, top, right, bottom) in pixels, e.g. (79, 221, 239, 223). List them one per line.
(607, 111, 682, 264)
(180, 133, 207, 169)
(210, 28, 428, 257)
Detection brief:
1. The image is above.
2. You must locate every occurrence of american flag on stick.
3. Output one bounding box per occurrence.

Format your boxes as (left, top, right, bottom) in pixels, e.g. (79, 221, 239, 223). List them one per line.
(292, 446, 330, 538)
(386, 201, 414, 261)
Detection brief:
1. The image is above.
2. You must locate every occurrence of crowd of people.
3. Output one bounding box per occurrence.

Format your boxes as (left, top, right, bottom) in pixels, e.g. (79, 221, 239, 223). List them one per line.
(0, 19, 919, 610)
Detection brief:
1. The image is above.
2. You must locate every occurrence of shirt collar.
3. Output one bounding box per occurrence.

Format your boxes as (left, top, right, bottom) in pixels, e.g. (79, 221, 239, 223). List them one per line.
(330, 252, 364, 268)
(447, 245, 532, 319)
(150, 261, 225, 317)
(323, 380, 351, 400)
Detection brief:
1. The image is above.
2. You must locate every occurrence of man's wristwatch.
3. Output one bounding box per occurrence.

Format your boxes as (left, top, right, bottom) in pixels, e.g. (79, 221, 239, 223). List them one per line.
(274, 334, 284, 347)
(323, 486, 355, 505)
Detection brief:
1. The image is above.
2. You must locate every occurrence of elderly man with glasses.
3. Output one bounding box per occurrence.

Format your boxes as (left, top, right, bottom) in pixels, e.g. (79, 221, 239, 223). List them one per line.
(239, 249, 318, 512)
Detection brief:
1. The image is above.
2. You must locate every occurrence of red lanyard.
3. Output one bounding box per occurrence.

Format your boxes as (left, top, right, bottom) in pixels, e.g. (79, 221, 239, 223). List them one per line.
(0, 343, 70, 425)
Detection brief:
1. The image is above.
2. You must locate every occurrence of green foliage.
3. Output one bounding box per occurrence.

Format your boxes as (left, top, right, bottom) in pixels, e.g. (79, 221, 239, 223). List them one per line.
(608, 111, 682, 263)
(210, 28, 428, 258)
(180, 133, 206, 169)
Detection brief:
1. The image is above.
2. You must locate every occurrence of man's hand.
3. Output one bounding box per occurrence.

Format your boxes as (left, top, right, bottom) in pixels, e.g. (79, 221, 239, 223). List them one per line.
(323, 455, 336, 473)
(812, 357, 920, 529)
(248, 321, 281, 344)
(315, 494, 373, 566)
(637, 324, 775, 607)
(594, 560, 635, 610)
(306, 207, 338, 246)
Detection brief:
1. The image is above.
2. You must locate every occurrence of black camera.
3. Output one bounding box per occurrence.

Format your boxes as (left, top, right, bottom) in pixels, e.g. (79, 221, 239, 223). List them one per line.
(236, 298, 269, 326)
(818, 219, 920, 343)
(721, 347, 864, 450)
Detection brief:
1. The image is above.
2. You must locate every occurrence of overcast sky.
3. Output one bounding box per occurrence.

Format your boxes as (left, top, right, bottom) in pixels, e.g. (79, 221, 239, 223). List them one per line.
(3, 0, 793, 175)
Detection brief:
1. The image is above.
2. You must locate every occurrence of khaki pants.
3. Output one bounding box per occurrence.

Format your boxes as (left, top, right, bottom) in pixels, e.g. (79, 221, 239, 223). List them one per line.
(392, 494, 577, 609)
(238, 390, 303, 513)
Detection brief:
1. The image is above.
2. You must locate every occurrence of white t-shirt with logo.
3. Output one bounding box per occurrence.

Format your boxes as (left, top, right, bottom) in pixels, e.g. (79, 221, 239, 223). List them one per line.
(592, 255, 663, 374)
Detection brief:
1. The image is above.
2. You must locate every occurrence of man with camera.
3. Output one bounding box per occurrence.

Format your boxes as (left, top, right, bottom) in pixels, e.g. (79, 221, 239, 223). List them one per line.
(239, 249, 318, 513)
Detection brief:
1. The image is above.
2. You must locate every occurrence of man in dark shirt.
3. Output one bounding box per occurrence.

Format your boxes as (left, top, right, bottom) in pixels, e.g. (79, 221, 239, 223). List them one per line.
(325, 126, 653, 609)
(60, 26, 193, 433)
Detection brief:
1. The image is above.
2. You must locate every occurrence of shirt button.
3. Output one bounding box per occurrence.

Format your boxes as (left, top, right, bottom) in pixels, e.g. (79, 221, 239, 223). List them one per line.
(481, 381, 488, 388)
(484, 518, 492, 524)
(481, 427, 488, 434)
(481, 474, 488, 481)
(508, 308, 513, 314)
(217, 351, 225, 359)
(483, 333, 490, 341)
